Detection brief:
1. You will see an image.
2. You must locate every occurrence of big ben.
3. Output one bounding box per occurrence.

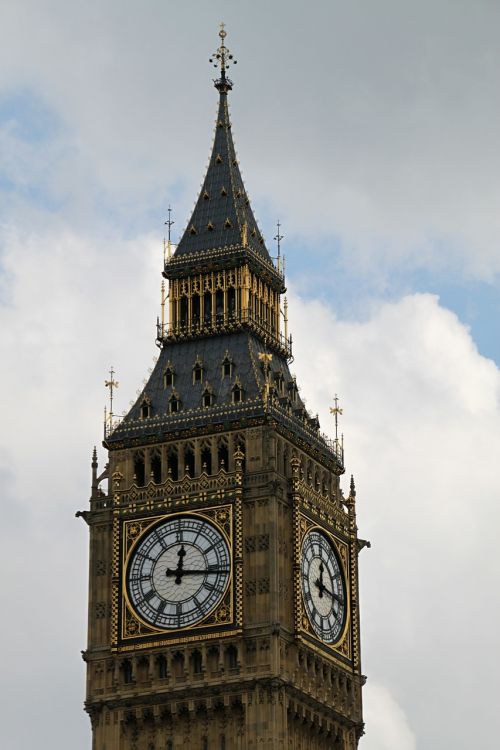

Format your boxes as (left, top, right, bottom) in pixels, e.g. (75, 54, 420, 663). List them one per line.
(80, 25, 366, 749)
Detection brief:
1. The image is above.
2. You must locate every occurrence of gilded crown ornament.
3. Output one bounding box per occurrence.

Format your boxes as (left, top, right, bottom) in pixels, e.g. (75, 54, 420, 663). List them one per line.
(210, 22, 237, 91)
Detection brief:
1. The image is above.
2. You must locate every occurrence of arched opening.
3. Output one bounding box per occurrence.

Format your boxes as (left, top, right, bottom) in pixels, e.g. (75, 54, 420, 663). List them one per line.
(193, 362, 203, 384)
(122, 659, 133, 684)
(207, 646, 219, 675)
(192, 293, 200, 328)
(133, 453, 145, 487)
(217, 441, 229, 471)
(180, 296, 188, 328)
(202, 387, 213, 408)
(227, 287, 236, 319)
(191, 649, 203, 675)
(151, 452, 162, 484)
(172, 652, 184, 679)
(204, 291, 212, 326)
(216, 289, 224, 324)
(167, 448, 178, 481)
(164, 367, 174, 388)
(201, 446, 212, 474)
(225, 644, 238, 671)
(157, 654, 168, 679)
(184, 447, 195, 477)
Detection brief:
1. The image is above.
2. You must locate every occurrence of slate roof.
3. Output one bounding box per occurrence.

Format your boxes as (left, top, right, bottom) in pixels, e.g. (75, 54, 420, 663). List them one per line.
(109, 331, 295, 434)
(174, 80, 272, 262)
(106, 330, 341, 470)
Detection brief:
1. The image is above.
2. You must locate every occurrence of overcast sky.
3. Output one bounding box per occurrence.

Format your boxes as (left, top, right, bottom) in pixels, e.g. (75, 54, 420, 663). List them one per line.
(1, 2, 499, 749)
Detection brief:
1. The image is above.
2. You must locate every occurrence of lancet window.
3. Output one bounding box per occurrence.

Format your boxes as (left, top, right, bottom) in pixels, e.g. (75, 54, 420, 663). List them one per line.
(133, 451, 146, 487)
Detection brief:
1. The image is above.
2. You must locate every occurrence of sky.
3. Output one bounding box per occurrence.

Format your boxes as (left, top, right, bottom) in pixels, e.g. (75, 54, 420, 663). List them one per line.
(0, 1, 499, 748)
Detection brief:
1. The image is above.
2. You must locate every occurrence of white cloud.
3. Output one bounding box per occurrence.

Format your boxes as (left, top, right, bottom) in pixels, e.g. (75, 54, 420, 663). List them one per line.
(362, 683, 416, 750)
(288, 287, 500, 748)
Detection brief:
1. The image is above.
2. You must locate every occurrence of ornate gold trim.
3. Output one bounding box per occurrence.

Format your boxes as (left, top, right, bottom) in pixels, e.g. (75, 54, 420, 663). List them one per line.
(294, 512, 352, 662)
(112, 503, 243, 650)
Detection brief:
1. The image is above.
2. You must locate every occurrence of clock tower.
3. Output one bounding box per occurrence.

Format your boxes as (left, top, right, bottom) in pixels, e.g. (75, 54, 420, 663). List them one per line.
(80, 26, 366, 749)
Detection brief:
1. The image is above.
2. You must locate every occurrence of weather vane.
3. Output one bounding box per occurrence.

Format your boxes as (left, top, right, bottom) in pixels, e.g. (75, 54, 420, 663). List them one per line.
(104, 366, 119, 433)
(164, 205, 174, 262)
(209, 22, 237, 83)
(274, 220, 284, 272)
(330, 394, 343, 443)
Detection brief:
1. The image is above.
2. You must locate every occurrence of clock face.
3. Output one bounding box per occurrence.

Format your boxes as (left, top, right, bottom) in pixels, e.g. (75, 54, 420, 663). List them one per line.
(301, 529, 347, 644)
(126, 515, 231, 630)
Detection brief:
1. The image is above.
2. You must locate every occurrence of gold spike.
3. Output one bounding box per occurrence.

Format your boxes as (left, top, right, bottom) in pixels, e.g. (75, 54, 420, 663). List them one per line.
(207, 221, 214, 231)
(203, 190, 210, 200)
(216, 154, 223, 164)
(225, 218, 232, 228)
(221, 186, 228, 196)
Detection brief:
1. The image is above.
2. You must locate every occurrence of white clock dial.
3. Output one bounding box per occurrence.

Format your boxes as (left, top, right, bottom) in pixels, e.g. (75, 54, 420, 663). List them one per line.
(126, 515, 230, 629)
(301, 529, 346, 644)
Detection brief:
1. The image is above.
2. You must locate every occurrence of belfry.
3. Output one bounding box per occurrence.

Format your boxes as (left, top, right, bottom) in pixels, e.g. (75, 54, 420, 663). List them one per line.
(81, 25, 366, 749)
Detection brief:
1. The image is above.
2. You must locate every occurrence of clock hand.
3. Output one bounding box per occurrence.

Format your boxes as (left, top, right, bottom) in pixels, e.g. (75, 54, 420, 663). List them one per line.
(171, 545, 186, 585)
(320, 584, 344, 605)
(314, 562, 326, 598)
(314, 577, 325, 598)
(166, 568, 229, 577)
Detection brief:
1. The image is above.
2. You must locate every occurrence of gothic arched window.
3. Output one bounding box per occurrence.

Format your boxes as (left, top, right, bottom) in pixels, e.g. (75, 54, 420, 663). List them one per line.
(133, 452, 145, 487)
(193, 359, 204, 384)
(201, 445, 212, 474)
(140, 396, 152, 419)
(191, 650, 203, 675)
(157, 654, 168, 679)
(151, 450, 162, 484)
(169, 391, 181, 414)
(164, 365, 175, 388)
(167, 447, 179, 481)
(122, 659, 133, 684)
(202, 386, 214, 408)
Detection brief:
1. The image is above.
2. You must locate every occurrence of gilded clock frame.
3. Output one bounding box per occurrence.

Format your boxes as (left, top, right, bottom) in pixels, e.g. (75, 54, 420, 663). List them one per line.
(112, 503, 242, 652)
(294, 512, 352, 664)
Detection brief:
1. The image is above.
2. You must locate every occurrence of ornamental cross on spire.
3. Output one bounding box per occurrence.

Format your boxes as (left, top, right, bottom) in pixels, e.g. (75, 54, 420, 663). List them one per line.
(105, 366, 119, 424)
(330, 394, 343, 442)
(209, 22, 237, 86)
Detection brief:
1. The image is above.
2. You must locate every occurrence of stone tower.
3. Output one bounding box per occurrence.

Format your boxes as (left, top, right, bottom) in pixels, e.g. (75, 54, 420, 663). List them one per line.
(80, 26, 366, 750)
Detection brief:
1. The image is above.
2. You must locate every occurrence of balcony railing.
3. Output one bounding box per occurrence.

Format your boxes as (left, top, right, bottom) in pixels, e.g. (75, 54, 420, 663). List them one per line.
(156, 307, 292, 359)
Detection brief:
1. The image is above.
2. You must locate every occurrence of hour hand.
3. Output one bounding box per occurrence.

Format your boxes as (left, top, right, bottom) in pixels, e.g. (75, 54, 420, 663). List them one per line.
(314, 577, 325, 598)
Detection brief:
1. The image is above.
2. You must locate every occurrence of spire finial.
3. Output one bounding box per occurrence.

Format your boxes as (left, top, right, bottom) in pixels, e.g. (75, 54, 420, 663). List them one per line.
(210, 23, 237, 92)
(104, 367, 119, 433)
(274, 220, 284, 273)
(164, 205, 174, 262)
(330, 394, 344, 462)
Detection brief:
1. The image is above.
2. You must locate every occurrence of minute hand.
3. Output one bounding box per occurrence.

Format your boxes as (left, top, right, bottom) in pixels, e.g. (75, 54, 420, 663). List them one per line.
(166, 568, 229, 576)
(321, 585, 344, 605)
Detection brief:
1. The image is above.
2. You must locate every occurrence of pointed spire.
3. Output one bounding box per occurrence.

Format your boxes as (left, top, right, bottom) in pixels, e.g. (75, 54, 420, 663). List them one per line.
(173, 25, 272, 264)
(350, 474, 356, 498)
(91, 446, 98, 498)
